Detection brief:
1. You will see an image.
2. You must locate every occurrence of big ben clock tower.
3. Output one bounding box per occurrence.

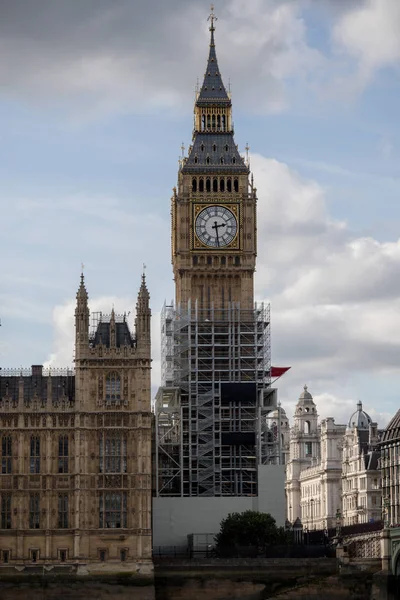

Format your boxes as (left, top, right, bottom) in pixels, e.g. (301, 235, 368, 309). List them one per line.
(172, 8, 256, 312)
(154, 9, 279, 503)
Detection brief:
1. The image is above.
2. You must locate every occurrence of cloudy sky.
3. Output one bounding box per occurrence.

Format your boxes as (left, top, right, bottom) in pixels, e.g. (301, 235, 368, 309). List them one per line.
(1, 0, 400, 427)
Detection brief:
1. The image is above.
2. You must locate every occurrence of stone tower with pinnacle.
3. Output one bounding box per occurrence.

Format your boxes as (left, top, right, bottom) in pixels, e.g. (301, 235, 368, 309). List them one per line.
(0, 271, 153, 575)
(172, 6, 257, 312)
(154, 9, 280, 505)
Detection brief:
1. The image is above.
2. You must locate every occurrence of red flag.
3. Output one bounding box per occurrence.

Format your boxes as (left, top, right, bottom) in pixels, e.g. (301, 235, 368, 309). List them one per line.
(270, 366, 291, 378)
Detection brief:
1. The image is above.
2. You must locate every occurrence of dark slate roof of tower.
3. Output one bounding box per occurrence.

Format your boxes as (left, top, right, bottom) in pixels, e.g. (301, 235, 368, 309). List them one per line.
(381, 409, 400, 444)
(364, 450, 380, 471)
(197, 26, 230, 104)
(182, 12, 249, 176)
(0, 368, 75, 405)
(182, 133, 247, 173)
(91, 320, 135, 348)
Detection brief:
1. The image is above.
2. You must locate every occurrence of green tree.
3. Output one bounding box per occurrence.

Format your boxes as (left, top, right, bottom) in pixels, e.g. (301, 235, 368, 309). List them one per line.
(215, 510, 286, 556)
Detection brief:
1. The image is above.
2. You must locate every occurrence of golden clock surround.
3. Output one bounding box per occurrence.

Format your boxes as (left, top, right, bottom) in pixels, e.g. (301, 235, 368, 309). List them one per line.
(192, 203, 240, 250)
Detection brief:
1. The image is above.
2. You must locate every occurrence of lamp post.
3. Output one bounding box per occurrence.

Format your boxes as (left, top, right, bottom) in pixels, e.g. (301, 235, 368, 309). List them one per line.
(310, 498, 314, 531)
(335, 508, 342, 540)
(383, 496, 390, 529)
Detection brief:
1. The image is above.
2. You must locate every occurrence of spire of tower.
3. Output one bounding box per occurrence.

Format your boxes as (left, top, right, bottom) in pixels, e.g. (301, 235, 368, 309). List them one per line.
(109, 306, 116, 348)
(182, 9, 248, 174)
(135, 270, 151, 350)
(75, 271, 89, 359)
(198, 6, 229, 102)
(137, 269, 150, 312)
(76, 271, 88, 302)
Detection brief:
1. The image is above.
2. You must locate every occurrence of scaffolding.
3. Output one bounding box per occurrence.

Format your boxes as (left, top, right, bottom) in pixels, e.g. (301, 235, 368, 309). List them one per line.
(155, 300, 281, 497)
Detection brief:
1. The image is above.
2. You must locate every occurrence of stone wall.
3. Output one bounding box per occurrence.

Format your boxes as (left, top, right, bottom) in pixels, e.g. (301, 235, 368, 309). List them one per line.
(0, 582, 155, 600)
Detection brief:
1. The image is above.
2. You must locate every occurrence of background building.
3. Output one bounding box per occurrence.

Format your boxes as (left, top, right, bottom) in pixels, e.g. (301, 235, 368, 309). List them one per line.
(286, 389, 382, 530)
(0, 274, 153, 574)
(342, 402, 381, 525)
(153, 12, 286, 548)
(380, 409, 400, 527)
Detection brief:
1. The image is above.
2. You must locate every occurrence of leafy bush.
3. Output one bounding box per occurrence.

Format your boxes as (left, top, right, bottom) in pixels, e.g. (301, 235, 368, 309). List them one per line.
(215, 510, 288, 556)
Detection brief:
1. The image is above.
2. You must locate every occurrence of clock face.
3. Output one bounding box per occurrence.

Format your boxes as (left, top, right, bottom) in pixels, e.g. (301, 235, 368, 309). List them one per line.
(195, 206, 237, 248)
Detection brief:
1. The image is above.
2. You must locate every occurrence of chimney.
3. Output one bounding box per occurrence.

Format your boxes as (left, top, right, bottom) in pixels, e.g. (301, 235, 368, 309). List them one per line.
(32, 365, 43, 377)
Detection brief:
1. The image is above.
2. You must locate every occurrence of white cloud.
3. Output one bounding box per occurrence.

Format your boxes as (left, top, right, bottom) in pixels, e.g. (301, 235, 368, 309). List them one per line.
(1, 1, 399, 117)
(0, 0, 325, 116)
(332, 0, 400, 87)
(251, 153, 400, 426)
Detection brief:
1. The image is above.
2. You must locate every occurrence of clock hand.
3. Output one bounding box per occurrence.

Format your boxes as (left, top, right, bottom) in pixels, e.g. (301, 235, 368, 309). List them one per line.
(213, 220, 220, 247)
(212, 221, 226, 247)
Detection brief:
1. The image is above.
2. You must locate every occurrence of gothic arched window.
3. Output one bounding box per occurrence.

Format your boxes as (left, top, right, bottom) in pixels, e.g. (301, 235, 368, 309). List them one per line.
(58, 494, 69, 528)
(206, 178, 211, 192)
(220, 178, 225, 192)
(105, 372, 121, 402)
(212, 114, 216, 130)
(221, 115, 226, 131)
(227, 178, 232, 192)
(58, 435, 69, 473)
(234, 178, 239, 193)
(99, 433, 127, 474)
(1, 436, 12, 474)
(29, 493, 40, 529)
(213, 178, 218, 192)
(192, 178, 197, 193)
(99, 492, 127, 529)
(199, 178, 204, 192)
(217, 115, 221, 130)
(30, 436, 40, 474)
(201, 114, 205, 131)
(0, 493, 11, 529)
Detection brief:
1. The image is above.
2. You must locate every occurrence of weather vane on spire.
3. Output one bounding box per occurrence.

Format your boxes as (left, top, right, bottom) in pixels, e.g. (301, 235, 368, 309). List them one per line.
(208, 4, 217, 32)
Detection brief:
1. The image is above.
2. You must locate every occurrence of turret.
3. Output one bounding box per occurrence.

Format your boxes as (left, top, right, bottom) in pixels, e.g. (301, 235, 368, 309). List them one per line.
(135, 272, 151, 349)
(109, 307, 116, 348)
(75, 272, 89, 360)
(294, 385, 318, 435)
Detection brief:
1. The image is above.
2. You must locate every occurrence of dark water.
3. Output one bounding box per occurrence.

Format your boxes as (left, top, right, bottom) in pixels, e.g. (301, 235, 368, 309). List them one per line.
(0, 574, 397, 600)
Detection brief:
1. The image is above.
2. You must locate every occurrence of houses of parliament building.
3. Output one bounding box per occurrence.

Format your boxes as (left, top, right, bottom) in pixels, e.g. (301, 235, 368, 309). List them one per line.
(0, 6, 284, 572)
(0, 274, 153, 574)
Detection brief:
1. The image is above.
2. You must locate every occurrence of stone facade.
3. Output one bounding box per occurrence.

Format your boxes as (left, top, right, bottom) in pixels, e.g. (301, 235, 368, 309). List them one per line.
(0, 274, 153, 575)
(286, 386, 345, 529)
(286, 388, 381, 530)
(342, 408, 381, 526)
(380, 409, 400, 528)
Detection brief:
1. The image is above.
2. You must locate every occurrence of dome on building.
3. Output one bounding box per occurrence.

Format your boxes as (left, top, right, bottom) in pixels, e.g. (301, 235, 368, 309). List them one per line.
(299, 384, 313, 400)
(347, 401, 372, 430)
(381, 409, 400, 444)
(268, 406, 287, 418)
(267, 405, 289, 427)
(294, 385, 317, 417)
